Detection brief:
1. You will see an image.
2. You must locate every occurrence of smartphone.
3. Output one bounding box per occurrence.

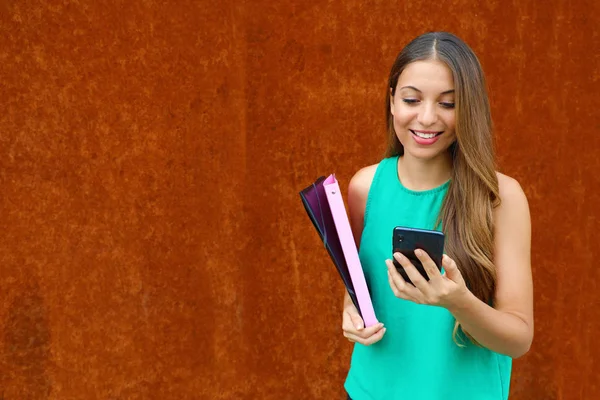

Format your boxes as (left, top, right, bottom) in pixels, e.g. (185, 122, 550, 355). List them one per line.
(392, 227, 445, 285)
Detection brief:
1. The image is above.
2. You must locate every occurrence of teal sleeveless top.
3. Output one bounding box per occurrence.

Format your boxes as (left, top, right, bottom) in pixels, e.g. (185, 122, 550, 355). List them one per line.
(345, 156, 512, 400)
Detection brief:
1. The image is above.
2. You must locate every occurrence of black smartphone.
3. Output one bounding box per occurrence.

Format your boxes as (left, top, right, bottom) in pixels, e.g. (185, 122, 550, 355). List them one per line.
(392, 227, 445, 285)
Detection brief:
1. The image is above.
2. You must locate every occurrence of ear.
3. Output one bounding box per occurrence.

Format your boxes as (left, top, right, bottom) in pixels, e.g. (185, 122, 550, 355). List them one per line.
(389, 87, 395, 116)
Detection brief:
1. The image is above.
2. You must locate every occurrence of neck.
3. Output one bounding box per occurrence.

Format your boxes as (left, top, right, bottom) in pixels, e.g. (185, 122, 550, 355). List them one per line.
(397, 151, 453, 191)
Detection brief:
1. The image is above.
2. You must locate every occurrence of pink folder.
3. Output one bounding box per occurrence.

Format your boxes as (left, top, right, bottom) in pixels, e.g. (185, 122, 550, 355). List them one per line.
(322, 174, 378, 327)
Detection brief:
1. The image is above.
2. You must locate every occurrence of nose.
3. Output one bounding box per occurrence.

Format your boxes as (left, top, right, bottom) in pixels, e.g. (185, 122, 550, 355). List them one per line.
(417, 103, 438, 127)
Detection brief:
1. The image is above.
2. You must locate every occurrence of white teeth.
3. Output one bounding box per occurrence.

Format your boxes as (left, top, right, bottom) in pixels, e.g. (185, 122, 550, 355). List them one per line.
(412, 130, 438, 139)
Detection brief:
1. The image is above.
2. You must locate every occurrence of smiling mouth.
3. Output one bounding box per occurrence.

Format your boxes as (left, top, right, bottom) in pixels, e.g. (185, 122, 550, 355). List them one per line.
(410, 130, 443, 139)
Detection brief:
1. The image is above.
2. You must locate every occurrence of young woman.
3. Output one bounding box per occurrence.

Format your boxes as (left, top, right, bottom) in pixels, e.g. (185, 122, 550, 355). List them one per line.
(341, 32, 533, 400)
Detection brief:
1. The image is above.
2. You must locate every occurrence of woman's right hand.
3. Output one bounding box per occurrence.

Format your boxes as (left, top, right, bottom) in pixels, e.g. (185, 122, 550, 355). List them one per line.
(342, 303, 386, 345)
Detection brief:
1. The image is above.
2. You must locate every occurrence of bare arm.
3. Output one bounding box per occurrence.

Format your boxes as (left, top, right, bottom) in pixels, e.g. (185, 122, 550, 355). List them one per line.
(341, 165, 385, 344)
(448, 174, 533, 358)
(343, 168, 369, 310)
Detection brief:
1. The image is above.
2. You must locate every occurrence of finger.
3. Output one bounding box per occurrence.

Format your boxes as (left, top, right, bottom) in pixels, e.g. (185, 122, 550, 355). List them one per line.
(361, 327, 387, 346)
(350, 313, 364, 331)
(385, 260, 402, 296)
(342, 314, 383, 337)
(342, 316, 363, 333)
(393, 252, 429, 295)
(386, 259, 410, 294)
(442, 254, 463, 283)
(388, 270, 419, 303)
(386, 260, 421, 303)
(354, 322, 385, 339)
(415, 249, 443, 281)
(342, 309, 364, 333)
(342, 329, 357, 343)
(346, 326, 387, 346)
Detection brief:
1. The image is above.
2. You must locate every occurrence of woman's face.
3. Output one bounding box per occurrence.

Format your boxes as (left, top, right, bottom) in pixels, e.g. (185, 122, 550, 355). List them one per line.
(390, 59, 457, 160)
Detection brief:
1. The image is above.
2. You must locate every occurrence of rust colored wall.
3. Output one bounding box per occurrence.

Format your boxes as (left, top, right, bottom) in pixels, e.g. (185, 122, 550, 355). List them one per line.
(0, 1, 598, 399)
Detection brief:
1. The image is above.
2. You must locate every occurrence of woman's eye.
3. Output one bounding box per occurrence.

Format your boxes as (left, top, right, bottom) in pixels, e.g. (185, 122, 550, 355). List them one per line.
(402, 99, 419, 105)
(440, 102, 455, 109)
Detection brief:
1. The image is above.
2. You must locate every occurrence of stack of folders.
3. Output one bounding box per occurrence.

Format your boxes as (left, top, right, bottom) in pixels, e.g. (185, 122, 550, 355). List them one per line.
(299, 174, 378, 327)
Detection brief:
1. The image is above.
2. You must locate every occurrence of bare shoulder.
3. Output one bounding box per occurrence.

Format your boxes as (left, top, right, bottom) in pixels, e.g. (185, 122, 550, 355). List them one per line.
(495, 172, 529, 211)
(347, 164, 379, 246)
(494, 171, 531, 243)
(348, 164, 379, 204)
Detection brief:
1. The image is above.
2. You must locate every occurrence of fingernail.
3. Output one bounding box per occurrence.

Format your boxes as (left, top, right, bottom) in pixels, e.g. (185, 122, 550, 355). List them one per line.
(383, 328, 387, 334)
(415, 249, 423, 256)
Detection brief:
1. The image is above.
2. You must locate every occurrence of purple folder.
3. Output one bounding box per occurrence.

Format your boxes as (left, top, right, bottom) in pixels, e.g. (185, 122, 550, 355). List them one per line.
(299, 174, 378, 327)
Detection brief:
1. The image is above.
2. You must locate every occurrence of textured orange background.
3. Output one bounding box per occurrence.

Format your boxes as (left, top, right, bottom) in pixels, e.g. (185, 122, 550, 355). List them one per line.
(0, 1, 598, 399)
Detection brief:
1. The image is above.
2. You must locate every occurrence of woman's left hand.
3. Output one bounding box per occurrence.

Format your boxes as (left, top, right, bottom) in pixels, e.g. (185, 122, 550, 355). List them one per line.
(385, 250, 469, 309)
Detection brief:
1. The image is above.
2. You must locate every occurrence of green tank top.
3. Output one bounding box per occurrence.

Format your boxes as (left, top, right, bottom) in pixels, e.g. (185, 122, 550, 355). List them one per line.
(344, 156, 512, 400)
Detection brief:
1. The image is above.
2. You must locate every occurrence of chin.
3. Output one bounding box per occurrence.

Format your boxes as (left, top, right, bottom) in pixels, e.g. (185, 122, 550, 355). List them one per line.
(401, 144, 454, 161)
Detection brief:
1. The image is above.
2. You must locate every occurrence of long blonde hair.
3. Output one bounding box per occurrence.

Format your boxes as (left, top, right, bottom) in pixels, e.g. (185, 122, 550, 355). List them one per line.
(385, 32, 500, 345)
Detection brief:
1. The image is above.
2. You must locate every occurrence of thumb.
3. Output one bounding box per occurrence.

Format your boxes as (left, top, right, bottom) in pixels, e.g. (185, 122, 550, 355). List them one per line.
(350, 313, 364, 330)
(442, 254, 462, 282)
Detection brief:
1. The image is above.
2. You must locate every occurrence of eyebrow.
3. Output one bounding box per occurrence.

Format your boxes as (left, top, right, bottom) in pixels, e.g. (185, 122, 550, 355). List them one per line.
(399, 86, 455, 95)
